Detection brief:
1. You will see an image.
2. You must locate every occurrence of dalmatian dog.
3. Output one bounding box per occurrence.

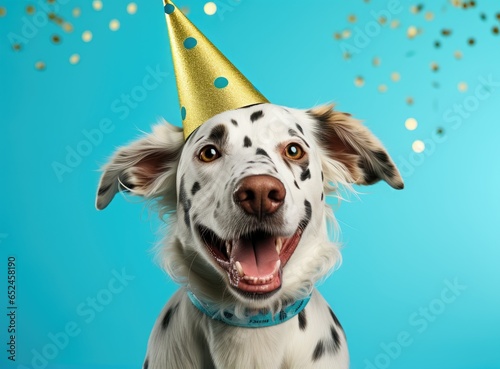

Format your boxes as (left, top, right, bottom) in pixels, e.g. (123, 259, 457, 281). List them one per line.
(95, 103, 403, 369)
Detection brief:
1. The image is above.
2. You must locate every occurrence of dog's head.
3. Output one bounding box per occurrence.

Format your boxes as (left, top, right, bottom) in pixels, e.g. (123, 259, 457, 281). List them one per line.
(96, 103, 403, 310)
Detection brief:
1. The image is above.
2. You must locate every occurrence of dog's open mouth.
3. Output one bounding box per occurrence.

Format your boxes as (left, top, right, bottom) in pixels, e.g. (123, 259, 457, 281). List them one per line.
(197, 226, 303, 296)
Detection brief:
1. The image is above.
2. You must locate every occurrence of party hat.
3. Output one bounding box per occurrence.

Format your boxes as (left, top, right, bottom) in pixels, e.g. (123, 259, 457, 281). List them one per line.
(163, 0, 269, 139)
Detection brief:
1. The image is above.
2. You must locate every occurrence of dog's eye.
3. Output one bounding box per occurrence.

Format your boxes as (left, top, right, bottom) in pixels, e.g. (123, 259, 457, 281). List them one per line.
(198, 145, 221, 162)
(284, 143, 305, 160)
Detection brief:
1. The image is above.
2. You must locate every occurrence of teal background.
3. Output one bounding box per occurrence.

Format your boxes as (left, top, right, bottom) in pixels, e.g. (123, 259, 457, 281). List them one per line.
(1, 1, 500, 368)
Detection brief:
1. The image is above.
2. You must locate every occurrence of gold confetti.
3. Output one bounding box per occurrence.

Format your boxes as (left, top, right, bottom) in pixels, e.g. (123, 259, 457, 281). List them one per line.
(51, 34, 61, 44)
(441, 29, 452, 36)
(496, 13, 500, 21)
(391, 72, 400, 82)
(63, 22, 73, 33)
(0, 6, 6, 17)
(48, 13, 64, 25)
(407, 26, 419, 39)
(26, 5, 35, 15)
(342, 29, 352, 39)
(410, 4, 423, 14)
(343, 52, 352, 60)
(35, 61, 46, 71)
(458, 82, 468, 92)
(180, 6, 190, 15)
(109, 19, 120, 31)
(390, 19, 400, 28)
(82, 30, 93, 42)
(412, 140, 425, 153)
(93, 0, 103, 11)
(378, 16, 387, 25)
(454, 50, 463, 59)
(378, 84, 388, 93)
(12, 43, 21, 51)
(333, 32, 342, 40)
(72, 7, 81, 17)
(373, 57, 381, 67)
(493, 26, 499, 35)
(405, 118, 418, 131)
(354, 76, 365, 87)
(406, 97, 414, 105)
(425, 11, 434, 21)
(47, 0, 55, 3)
(204, 2, 217, 15)
(430, 62, 439, 72)
(69, 54, 80, 64)
(348, 14, 357, 23)
(451, 0, 462, 7)
(127, 2, 137, 15)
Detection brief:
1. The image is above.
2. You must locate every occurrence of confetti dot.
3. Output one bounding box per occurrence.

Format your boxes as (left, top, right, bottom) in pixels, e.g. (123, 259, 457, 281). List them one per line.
(412, 140, 425, 153)
(425, 11, 434, 21)
(26, 5, 35, 14)
(378, 84, 388, 93)
(468, 38, 475, 46)
(333, 32, 342, 40)
(407, 26, 418, 39)
(93, 0, 103, 11)
(406, 97, 414, 105)
(0, 7, 6, 17)
(496, 12, 500, 21)
(35, 61, 46, 71)
(72, 7, 81, 17)
(109, 19, 120, 31)
(183, 37, 197, 49)
(12, 43, 21, 51)
(436, 127, 445, 136)
(180, 6, 190, 15)
(391, 72, 400, 82)
(354, 76, 365, 87)
(434, 41, 441, 48)
(430, 62, 439, 72)
(214, 77, 229, 89)
(479, 13, 486, 21)
(432, 81, 440, 89)
(348, 14, 357, 23)
(454, 50, 463, 59)
(63, 23, 74, 32)
(390, 19, 400, 28)
(458, 82, 468, 92)
(204, 2, 217, 15)
(378, 16, 387, 25)
(82, 30, 93, 42)
(410, 4, 423, 14)
(181, 106, 186, 120)
(373, 57, 381, 67)
(405, 118, 418, 131)
(493, 26, 499, 35)
(127, 2, 137, 15)
(343, 52, 352, 60)
(441, 29, 452, 36)
(69, 53, 80, 64)
(51, 34, 61, 44)
(342, 29, 352, 39)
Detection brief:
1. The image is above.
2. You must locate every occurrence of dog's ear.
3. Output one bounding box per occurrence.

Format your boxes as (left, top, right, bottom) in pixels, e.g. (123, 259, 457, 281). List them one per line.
(309, 104, 404, 189)
(95, 121, 184, 210)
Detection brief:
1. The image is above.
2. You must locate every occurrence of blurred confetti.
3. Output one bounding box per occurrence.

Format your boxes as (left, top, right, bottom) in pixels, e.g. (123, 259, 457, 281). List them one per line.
(127, 3, 138, 15)
(109, 19, 120, 31)
(204, 2, 217, 15)
(82, 31, 93, 42)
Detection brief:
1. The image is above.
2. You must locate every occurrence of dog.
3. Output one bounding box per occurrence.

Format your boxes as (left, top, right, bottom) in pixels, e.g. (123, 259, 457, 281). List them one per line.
(96, 103, 403, 369)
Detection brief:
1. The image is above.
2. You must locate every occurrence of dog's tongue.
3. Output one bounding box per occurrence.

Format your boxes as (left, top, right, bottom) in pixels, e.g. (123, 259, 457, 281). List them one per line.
(232, 235, 278, 277)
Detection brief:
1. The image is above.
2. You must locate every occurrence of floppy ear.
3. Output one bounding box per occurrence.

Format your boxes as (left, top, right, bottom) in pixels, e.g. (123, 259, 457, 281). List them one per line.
(95, 120, 184, 210)
(309, 104, 404, 190)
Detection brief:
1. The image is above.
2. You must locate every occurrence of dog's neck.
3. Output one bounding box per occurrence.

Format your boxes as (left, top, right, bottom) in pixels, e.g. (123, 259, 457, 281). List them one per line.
(186, 290, 311, 328)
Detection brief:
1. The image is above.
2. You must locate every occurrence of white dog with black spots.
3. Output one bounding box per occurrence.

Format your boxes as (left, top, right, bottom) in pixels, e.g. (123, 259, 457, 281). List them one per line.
(96, 103, 404, 369)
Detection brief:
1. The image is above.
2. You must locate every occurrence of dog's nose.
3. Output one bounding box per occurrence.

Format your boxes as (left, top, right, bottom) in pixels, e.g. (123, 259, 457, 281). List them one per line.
(234, 175, 286, 218)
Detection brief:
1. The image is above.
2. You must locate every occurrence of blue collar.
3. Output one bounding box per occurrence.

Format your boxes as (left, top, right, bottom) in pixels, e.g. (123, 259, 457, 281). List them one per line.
(187, 290, 311, 328)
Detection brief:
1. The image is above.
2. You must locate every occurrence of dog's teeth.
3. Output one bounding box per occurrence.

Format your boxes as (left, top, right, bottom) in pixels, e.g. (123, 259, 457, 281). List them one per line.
(275, 238, 283, 254)
(274, 260, 281, 273)
(235, 261, 244, 277)
(226, 241, 232, 257)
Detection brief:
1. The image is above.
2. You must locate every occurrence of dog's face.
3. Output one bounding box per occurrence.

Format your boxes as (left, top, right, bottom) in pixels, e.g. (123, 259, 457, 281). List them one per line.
(96, 103, 403, 309)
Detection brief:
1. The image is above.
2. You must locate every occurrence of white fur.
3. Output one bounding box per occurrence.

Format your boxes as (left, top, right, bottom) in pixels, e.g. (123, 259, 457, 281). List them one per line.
(96, 103, 403, 369)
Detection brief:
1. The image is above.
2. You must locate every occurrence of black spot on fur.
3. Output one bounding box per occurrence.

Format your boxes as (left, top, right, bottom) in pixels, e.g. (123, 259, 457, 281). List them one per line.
(195, 135, 205, 143)
(312, 340, 325, 362)
(143, 358, 149, 369)
(298, 310, 307, 331)
(216, 201, 220, 208)
(321, 171, 324, 181)
(294, 180, 300, 189)
(304, 200, 312, 222)
(191, 182, 201, 196)
(329, 307, 345, 336)
(374, 150, 389, 163)
(250, 110, 264, 122)
(98, 184, 110, 196)
(330, 325, 341, 353)
(231, 119, 238, 126)
(256, 148, 270, 159)
(321, 192, 324, 201)
(288, 128, 298, 137)
(223, 311, 233, 319)
(179, 176, 191, 227)
(161, 304, 178, 330)
(244, 136, 252, 148)
(300, 168, 311, 181)
(209, 124, 228, 147)
(296, 123, 304, 134)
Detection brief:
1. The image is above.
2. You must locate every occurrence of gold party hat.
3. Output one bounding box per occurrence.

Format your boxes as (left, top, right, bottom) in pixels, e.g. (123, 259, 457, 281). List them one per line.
(163, 0, 269, 139)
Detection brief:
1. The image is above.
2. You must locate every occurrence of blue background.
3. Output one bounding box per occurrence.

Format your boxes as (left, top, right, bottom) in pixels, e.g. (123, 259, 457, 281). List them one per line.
(1, 1, 500, 368)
